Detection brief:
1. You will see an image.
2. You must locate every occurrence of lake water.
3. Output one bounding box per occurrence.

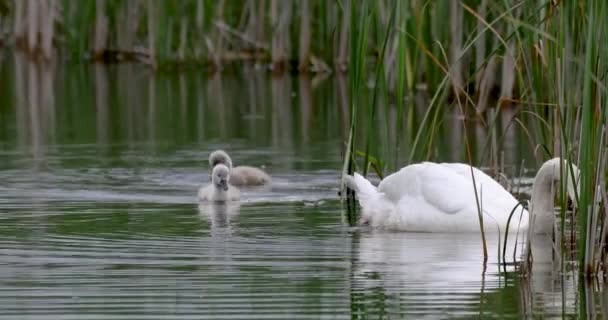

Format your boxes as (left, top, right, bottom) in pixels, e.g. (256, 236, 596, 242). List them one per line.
(0, 55, 602, 318)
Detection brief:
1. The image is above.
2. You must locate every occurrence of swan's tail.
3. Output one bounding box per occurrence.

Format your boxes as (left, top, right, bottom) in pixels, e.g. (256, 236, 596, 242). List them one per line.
(343, 172, 379, 202)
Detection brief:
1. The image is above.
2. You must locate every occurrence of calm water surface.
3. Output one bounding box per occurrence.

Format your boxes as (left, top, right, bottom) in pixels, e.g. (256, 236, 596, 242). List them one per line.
(0, 57, 596, 318)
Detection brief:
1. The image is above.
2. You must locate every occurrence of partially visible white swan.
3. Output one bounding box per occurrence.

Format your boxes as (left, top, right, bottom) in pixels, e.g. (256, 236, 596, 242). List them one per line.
(209, 150, 271, 186)
(344, 158, 579, 234)
(198, 164, 240, 202)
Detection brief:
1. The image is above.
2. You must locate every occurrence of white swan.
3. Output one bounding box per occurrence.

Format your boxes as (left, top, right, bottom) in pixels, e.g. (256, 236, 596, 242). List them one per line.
(209, 150, 271, 186)
(198, 164, 240, 202)
(344, 158, 579, 234)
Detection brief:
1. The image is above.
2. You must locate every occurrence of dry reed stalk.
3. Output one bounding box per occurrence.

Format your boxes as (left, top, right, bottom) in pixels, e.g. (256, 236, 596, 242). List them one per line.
(336, 0, 350, 72)
(472, 0, 496, 113)
(93, 0, 108, 59)
(270, 0, 279, 66)
(214, 21, 267, 52)
(474, 0, 488, 86)
(476, 48, 499, 113)
(327, 1, 337, 64)
(449, 1, 464, 93)
(499, 43, 517, 107)
(118, 1, 140, 53)
(178, 19, 188, 61)
(384, 38, 397, 91)
(147, 0, 157, 67)
(40, 0, 55, 60)
(242, 0, 254, 40)
(210, 0, 226, 70)
(243, 0, 259, 49)
(554, 59, 563, 155)
(195, 0, 204, 58)
(14, 0, 25, 46)
(26, 0, 39, 54)
(382, 0, 399, 91)
(255, 0, 266, 61)
(588, 130, 606, 273)
(298, 0, 311, 72)
(599, 162, 608, 272)
(498, 7, 521, 108)
(270, 0, 292, 73)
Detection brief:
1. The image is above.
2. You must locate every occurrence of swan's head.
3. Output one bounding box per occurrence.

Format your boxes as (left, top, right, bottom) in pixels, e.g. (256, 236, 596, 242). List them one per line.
(535, 158, 580, 211)
(209, 150, 233, 171)
(546, 158, 580, 205)
(212, 164, 230, 191)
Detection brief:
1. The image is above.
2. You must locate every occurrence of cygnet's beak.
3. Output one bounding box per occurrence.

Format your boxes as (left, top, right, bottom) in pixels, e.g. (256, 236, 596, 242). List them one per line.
(220, 179, 228, 191)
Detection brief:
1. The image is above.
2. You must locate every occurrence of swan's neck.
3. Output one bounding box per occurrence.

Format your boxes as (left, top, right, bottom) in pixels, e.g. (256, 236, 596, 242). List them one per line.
(530, 162, 559, 234)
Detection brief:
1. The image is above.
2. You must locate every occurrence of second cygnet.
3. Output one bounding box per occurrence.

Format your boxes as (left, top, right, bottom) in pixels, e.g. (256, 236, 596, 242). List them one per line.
(208, 150, 271, 186)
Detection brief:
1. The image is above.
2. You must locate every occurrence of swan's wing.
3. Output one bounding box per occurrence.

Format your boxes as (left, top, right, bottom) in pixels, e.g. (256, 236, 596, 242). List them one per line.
(440, 163, 523, 213)
(376, 162, 528, 232)
(441, 163, 529, 230)
(376, 165, 418, 202)
(440, 163, 510, 198)
(378, 163, 473, 214)
(416, 163, 477, 214)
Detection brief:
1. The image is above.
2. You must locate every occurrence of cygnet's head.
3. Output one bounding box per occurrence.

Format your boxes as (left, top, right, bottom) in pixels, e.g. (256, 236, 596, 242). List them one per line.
(209, 150, 233, 170)
(212, 164, 230, 191)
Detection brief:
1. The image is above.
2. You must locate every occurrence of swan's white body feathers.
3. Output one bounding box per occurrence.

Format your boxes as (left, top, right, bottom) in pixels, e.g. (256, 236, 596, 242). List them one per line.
(347, 162, 528, 233)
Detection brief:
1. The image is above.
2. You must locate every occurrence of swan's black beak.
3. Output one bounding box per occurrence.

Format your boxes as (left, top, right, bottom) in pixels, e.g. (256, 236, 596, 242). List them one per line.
(567, 196, 574, 211)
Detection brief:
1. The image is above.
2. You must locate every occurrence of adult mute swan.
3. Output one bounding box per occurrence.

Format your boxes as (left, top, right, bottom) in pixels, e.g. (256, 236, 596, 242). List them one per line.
(209, 150, 271, 186)
(344, 158, 579, 233)
(199, 164, 240, 202)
